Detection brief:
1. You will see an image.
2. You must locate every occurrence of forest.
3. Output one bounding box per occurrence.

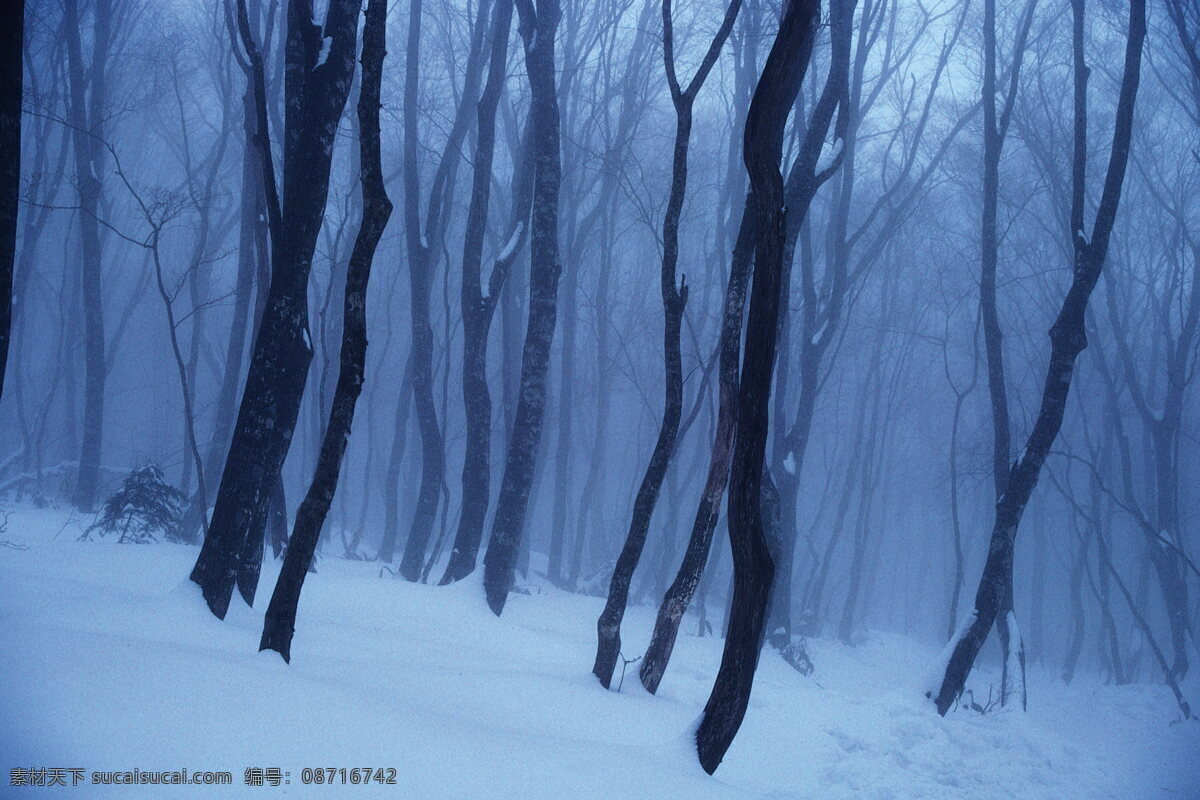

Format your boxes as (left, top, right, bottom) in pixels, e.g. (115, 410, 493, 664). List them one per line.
(0, 0, 1198, 796)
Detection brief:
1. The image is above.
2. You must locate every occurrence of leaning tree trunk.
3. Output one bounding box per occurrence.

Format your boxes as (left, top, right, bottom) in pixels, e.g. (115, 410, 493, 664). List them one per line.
(190, 0, 361, 620)
(441, 0, 529, 585)
(977, 0, 1036, 708)
(932, 0, 1144, 715)
(178, 83, 265, 544)
(695, 0, 821, 775)
(638, 204, 753, 694)
(592, 0, 740, 690)
(0, 0, 22, 402)
(260, 0, 391, 662)
(639, 0, 809, 688)
(761, 0, 852, 649)
(481, 0, 563, 616)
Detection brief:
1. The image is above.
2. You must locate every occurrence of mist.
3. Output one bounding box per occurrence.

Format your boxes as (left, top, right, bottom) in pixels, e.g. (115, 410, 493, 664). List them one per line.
(1, 0, 1197, 795)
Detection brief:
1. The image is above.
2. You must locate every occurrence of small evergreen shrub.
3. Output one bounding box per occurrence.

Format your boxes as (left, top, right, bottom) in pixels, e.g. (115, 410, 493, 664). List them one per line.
(82, 464, 187, 544)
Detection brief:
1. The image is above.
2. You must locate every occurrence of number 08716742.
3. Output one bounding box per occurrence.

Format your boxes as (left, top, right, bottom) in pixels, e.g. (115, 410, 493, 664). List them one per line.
(300, 767, 398, 785)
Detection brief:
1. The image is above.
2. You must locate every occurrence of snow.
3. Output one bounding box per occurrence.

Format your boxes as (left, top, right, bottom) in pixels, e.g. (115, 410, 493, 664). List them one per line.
(816, 138, 844, 174)
(783, 451, 796, 476)
(314, 36, 333, 69)
(810, 317, 829, 345)
(925, 608, 976, 700)
(498, 222, 525, 262)
(2, 503, 1198, 799)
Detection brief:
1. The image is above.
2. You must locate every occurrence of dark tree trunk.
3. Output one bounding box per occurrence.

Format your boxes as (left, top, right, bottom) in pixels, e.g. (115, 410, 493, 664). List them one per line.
(178, 82, 265, 544)
(695, 0, 820, 774)
(639, 205, 753, 694)
(639, 0, 782, 689)
(190, 0, 361, 620)
(592, 0, 740, 690)
(0, 0, 21, 402)
(268, 477, 288, 558)
(441, 0, 529, 585)
(261, 0, 391, 662)
(397, 0, 490, 581)
(482, 0, 563, 616)
(762, 0, 852, 647)
(976, 0, 1036, 706)
(63, 0, 112, 513)
(643, 0, 840, 690)
(932, 0, 1145, 715)
(396, 0, 446, 582)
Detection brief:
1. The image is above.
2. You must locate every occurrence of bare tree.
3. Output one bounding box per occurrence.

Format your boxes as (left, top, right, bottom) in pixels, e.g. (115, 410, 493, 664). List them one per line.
(695, 0, 822, 774)
(178, 1, 274, 543)
(394, 0, 491, 579)
(260, 0, 392, 662)
(975, 0, 1036, 707)
(638, 0, 775, 693)
(591, 0, 742, 690)
(63, 0, 115, 512)
(482, 0, 563, 615)
(932, 0, 1146, 716)
(189, 0, 361, 620)
(440, 0, 526, 585)
(941, 311, 979, 642)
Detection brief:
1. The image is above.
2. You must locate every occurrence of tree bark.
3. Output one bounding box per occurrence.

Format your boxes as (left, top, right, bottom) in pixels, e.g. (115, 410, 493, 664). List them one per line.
(639, 205, 754, 694)
(63, 0, 113, 513)
(481, 0, 563, 616)
(591, 0, 739, 690)
(0, 0, 22, 402)
(177, 81, 266, 544)
(695, 0, 820, 774)
(441, 0, 529, 584)
(397, 0, 491, 581)
(190, 0, 361, 620)
(762, 0, 853, 646)
(261, 0, 392, 661)
(396, 0, 446, 582)
(977, 0, 1036, 706)
(932, 0, 1145, 715)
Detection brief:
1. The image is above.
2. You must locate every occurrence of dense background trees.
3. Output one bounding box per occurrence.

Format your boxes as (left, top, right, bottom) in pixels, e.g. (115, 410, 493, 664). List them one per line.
(3, 0, 1197, 773)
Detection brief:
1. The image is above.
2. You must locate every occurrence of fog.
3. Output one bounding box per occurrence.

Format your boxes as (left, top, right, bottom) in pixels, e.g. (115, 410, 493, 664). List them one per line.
(1, 0, 1197, 788)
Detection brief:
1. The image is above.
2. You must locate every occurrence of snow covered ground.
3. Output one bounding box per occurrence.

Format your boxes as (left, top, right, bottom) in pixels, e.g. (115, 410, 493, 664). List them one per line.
(2, 503, 1197, 799)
